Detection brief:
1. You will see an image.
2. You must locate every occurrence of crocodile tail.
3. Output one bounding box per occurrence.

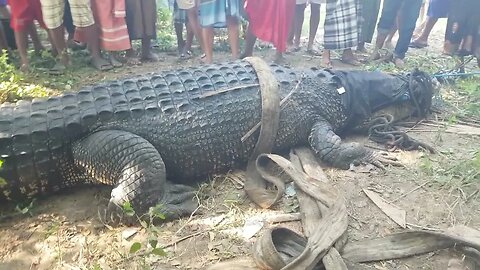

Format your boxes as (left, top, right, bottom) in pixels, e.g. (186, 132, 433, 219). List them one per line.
(0, 90, 100, 201)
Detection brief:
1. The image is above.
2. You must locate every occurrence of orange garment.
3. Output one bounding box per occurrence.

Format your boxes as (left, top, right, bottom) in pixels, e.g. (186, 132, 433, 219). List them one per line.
(77, 0, 131, 51)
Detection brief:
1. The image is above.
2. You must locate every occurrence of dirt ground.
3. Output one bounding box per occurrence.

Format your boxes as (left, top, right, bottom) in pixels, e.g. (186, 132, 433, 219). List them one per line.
(1, 14, 479, 270)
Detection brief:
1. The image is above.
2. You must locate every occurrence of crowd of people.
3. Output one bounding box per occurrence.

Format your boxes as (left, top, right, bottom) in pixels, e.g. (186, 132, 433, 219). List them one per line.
(0, 0, 479, 74)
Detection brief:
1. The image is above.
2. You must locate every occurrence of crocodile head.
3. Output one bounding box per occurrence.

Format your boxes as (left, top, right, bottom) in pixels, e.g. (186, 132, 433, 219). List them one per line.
(373, 69, 436, 122)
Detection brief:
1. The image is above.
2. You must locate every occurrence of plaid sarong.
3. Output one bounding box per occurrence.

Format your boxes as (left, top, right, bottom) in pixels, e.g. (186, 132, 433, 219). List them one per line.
(198, 0, 240, 28)
(323, 0, 360, 50)
(40, 0, 94, 29)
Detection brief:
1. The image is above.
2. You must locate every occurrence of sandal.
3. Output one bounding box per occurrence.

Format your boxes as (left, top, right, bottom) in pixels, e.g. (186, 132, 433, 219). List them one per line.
(341, 58, 362, 66)
(91, 58, 114, 71)
(320, 61, 333, 69)
(48, 62, 67, 75)
(409, 41, 428, 48)
(306, 49, 321, 56)
(179, 48, 192, 60)
(289, 46, 301, 53)
(141, 52, 161, 62)
(109, 54, 123, 68)
(19, 63, 29, 73)
(126, 56, 141, 66)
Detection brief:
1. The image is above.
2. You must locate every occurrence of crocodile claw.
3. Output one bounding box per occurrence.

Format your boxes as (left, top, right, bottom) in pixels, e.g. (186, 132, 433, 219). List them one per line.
(361, 150, 404, 170)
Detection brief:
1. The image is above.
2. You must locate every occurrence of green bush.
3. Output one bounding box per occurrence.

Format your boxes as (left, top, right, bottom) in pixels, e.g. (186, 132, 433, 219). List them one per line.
(0, 51, 59, 103)
(155, 7, 176, 51)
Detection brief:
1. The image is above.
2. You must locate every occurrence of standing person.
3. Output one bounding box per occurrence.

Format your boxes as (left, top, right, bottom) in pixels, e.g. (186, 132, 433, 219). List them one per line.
(39, 0, 110, 73)
(64, 0, 85, 50)
(0, 0, 12, 53)
(7, 0, 47, 72)
(370, 0, 423, 68)
(444, 0, 480, 63)
(241, 0, 296, 63)
(289, 0, 322, 55)
(125, 0, 159, 63)
(91, 0, 131, 67)
(172, 1, 194, 58)
(198, 0, 241, 64)
(176, 0, 204, 60)
(410, 0, 450, 48)
(357, 0, 381, 53)
(321, 0, 361, 68)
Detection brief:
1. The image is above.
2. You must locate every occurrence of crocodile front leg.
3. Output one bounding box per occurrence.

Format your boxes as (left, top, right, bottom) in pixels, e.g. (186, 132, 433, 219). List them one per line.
(72, 130, 197, 222)
(308, 119, 400, 169)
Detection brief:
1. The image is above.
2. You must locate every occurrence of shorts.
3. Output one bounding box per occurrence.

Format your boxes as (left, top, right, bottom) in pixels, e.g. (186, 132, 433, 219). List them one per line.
(7, 0, 46, 31)
(426, 0, 449, 18)
(39, 0, 94, 29)
(296, 0, 324, 4)
(176, 0, 195, 10)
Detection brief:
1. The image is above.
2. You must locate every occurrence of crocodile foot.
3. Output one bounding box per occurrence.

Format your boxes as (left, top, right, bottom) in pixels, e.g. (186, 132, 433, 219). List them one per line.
(358, 150, 404, 170)
(101, 183, 198, 226)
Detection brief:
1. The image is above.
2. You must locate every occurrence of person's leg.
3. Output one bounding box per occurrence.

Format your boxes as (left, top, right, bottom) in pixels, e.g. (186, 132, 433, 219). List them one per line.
(13, 28, 29, 71)
(49, 25, 69, 66)
(40, 0, 70, 72)
(184, 23, 194, 52)
(321, 49, 332, 68)
(307, 3, 321, 52)
(240, 25, 257, 58)
(394, 0, 422, 66)
(81, 23, 113, 69)
(341, 48, 360, 65)
(139, 0, 159, 61)
(186, 7, 204, 56)
(226, 16, 239, 60)
(411, 16, 438, 46)
(274, 50, 286, 64)
(202, 26, 214, 63)
(292, 3, 306, 50)
(28, 23, 45, 53)
(0, 23, 8, 52)
(357, 41, 366, 52)
(174, 21, 185, 53)
(71, 0, 112, 70)
(141, 37, 159, 61)
(371, 0, 402, 59)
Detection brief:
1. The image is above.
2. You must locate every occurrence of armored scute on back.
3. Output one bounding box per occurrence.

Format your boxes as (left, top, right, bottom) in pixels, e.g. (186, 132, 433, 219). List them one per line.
(0, 58, 434, 220)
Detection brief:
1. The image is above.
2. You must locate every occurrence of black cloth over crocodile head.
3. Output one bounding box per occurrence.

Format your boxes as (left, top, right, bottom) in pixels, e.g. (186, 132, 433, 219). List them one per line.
(329, 69, 434, 130)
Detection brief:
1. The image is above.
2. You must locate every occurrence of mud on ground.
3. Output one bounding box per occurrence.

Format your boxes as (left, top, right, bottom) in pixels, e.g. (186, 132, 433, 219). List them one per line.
(1, 19, 480, 270)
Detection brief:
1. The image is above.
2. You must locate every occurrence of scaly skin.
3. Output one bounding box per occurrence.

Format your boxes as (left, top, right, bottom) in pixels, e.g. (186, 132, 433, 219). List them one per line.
(0, 60, 431, 219)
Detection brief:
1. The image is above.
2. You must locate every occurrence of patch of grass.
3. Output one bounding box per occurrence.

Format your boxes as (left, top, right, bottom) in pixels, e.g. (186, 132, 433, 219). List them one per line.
(0, 50, 60, 103)
(154, 7, 176, 51)
(419, 149, 480, 189)
(118, 202, 167, 267)
(454, 78, 480, 117)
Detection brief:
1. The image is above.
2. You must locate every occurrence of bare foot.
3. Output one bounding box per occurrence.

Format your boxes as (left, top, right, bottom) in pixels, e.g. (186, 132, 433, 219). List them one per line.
(384, 41, 394, 50)
(126, 57, 141, 66)
(141, 51, 160, 62)
(356, 46, 368, 54)
(273, 53, 289, 65)
(19, 63, 29, 73)
(109, 54, 123, 68)
(369, 49, 381, 61)
(393, 57, 405, 68)
(91, 57, 113, 71)
(341, 57, 361, 66)
(48, 62, 67, 75)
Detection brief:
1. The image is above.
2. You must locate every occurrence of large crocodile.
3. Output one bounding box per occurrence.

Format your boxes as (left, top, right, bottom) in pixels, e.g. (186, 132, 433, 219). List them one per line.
(0, 59, 434, 219)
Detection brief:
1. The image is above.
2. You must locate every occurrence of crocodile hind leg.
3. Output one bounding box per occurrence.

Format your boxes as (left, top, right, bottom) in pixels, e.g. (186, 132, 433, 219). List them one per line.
(308, 119, 402, 169)
(72, 130, 197, 223)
